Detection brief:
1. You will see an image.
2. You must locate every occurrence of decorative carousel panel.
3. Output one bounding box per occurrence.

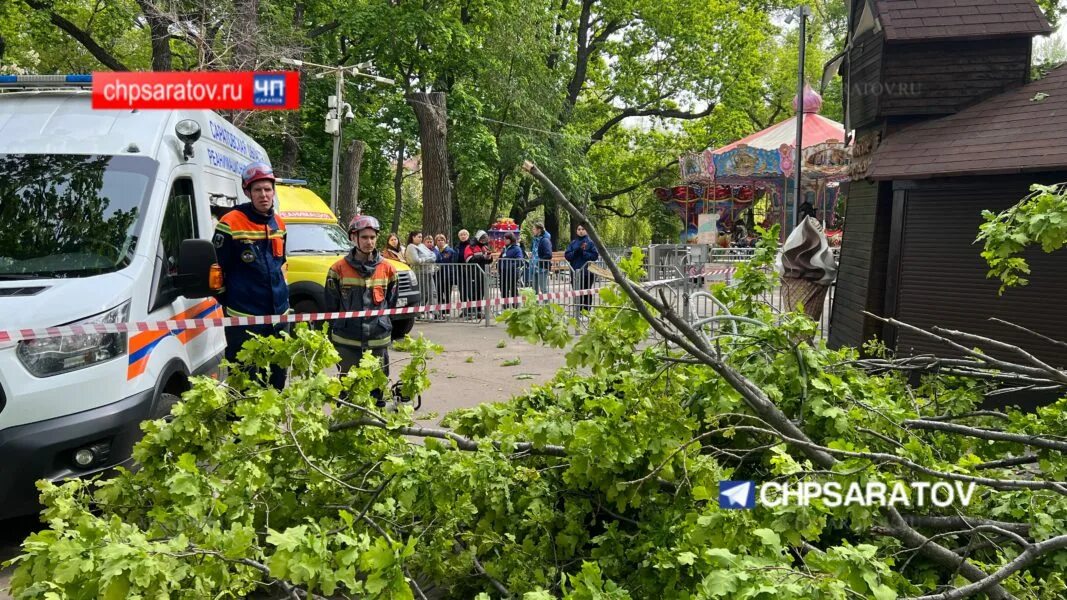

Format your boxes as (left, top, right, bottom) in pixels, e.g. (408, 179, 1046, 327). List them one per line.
(802, 141, 850, 180)
(779, 143, 796, 178)
(679, 152, 707, 181)
(713, 144, 783, 178)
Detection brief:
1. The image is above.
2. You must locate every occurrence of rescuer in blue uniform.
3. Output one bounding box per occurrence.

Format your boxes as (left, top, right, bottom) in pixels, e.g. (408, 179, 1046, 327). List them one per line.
(214, 162, 290, 389)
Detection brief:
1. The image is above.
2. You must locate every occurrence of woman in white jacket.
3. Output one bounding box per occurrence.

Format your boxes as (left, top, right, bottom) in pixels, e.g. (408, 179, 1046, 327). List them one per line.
(405, 231, 439, 318)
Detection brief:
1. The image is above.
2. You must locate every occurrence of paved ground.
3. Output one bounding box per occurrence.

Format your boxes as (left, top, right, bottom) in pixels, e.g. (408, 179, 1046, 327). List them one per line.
(0, 320, 571, 598)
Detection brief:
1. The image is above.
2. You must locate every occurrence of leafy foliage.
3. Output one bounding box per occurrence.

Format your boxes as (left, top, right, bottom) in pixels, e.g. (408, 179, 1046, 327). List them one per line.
(978, 183, 1067, 293)
(8, 234, 1067, 599)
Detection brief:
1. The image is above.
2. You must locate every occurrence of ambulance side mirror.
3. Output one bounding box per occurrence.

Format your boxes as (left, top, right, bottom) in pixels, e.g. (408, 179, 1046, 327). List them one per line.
(175, 239, 218, 299)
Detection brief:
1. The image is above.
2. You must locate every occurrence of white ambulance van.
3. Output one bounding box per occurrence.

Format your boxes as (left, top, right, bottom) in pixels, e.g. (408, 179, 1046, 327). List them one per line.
(0, 75, 260, 518)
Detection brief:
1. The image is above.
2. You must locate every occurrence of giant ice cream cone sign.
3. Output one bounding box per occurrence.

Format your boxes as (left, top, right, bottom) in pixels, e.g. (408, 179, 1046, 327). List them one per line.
(777, 217, 838, 321)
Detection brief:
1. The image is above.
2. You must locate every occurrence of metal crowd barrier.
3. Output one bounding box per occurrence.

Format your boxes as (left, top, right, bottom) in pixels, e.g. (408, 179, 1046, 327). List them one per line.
(404, 248, 837, 340)
(406, 258, 618, 326)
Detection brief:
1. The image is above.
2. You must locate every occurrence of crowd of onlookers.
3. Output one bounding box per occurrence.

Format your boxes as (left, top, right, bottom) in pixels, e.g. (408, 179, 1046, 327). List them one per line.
(381, 221, 600, 320)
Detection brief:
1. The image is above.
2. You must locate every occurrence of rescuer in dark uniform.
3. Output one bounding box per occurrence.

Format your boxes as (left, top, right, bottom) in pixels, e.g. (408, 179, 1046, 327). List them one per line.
(213, 161, 289, 389)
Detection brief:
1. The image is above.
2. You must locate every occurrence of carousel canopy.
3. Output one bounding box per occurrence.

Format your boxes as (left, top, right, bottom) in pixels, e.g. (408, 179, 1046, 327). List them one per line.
(679, 85, 847, 182)
(718, 84, 843, 153)
(715, 113, 843, 154)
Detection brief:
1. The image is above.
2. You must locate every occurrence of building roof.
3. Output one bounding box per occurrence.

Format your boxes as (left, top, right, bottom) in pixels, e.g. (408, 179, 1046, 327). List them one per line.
(867, 64, 1067, 180)
(874, 0, 1051, 42)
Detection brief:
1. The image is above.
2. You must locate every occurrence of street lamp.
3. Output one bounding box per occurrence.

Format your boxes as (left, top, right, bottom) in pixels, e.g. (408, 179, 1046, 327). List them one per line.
(280, 57, 396, 213)
(786, 5, 812, 231)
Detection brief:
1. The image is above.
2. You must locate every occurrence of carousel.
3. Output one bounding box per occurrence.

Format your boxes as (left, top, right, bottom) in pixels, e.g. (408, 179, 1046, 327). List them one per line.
(657, 84, 849, 247)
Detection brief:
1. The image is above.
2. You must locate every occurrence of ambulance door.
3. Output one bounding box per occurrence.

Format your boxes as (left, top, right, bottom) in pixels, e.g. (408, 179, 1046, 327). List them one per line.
(131, 170, 222, 383)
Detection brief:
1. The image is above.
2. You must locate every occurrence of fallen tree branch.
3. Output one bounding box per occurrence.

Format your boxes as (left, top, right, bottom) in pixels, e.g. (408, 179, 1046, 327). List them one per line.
(990, 317, 1067, 352)
(974, 455, 1039, 470)
(724, 424, 1067, 494)
(865, 313, 1055, 380)
(330, 417, 568, 457)
(521, 160, 836, 470)
(903, 419, 1067, 453)
(926, 411, 1011, 422)
(524, 160, 1014, 600)
(930, 326, 1067, 386)
(904, 534, 1067, 600)
(455, 539, 512, 598)
(903, 516, 1031, 537)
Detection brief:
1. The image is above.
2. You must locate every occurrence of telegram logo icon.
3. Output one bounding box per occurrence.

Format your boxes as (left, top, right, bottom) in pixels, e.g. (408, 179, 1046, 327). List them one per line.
(719, 481, 755, 509)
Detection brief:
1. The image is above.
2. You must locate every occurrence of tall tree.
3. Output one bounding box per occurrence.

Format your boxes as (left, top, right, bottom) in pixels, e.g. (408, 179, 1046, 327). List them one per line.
(407, 92, 452, 237)
(338, 139, 366, 227)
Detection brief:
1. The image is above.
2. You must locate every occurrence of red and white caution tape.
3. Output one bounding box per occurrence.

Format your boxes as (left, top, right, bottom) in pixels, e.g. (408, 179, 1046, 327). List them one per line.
(0, 288, 591, 343)
(0, 266, 736, 343)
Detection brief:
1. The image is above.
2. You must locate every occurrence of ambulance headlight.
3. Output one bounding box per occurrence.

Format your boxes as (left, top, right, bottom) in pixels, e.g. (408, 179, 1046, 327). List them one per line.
(17, 301, 130, 378)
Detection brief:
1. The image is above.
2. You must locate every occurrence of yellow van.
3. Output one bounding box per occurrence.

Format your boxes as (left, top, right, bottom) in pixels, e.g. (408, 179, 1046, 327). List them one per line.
(274, 180, 419, 340)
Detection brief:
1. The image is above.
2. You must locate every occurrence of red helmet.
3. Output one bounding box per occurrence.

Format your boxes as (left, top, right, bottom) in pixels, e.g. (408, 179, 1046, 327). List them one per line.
(348, 214, 381, 234)
(241, 161, 276, 196)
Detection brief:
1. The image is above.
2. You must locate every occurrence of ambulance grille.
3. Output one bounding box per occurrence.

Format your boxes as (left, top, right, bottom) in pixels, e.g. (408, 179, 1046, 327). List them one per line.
(397, 271, 415, 296)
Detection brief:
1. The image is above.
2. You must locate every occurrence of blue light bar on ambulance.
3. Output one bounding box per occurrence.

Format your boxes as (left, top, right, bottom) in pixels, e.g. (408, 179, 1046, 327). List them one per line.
(0, 74, 93, 87)
(276, 178, 308, 185)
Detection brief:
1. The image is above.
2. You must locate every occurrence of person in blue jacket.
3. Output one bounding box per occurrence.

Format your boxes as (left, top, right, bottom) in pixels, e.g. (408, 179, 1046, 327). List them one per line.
(564, 222, 599, 318)
(527, 222, 552, 294)
(498, 232, 525, 302)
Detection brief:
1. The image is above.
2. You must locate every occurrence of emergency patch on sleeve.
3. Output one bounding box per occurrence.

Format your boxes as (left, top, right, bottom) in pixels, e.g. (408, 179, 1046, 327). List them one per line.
(213, 233, 225, 248)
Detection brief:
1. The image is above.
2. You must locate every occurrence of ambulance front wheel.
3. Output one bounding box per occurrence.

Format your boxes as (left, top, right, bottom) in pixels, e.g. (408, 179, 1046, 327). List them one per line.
(152, 392, 181, 422)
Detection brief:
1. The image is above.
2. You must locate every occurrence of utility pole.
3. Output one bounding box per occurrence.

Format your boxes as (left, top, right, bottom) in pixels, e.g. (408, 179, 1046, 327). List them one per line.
(330, 69, 343, 213)
(280, 58, 395, 213)
(790, 4, 812, 231)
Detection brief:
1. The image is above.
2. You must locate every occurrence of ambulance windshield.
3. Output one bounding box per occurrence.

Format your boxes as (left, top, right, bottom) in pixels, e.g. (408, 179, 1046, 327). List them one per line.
(0, 154, 156, 279)
(286, 223, 352, 254)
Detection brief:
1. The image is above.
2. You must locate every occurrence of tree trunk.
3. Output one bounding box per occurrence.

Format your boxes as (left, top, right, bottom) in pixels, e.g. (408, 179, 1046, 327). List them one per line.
(545, 198, 560, 243)
(392, 139, 406, 234)
(146, 13, 172, 71)
(487, 169, 507, 231)
(449, 146, 462, 239)
(278, 116, 301, 177)
(407, 92, 452, 238)
(276, 3, 305, 176)
(339, 140, 366, 228)
(233, 0, 260, 70)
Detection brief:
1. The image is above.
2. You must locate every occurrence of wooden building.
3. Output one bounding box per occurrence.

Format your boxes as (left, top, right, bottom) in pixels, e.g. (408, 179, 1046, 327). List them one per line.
(830, 0, 1067, 370)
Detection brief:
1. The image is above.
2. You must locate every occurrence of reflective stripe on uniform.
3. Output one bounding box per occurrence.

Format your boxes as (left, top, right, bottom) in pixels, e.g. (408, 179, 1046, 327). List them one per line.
(229, 229, 272, 241)
(339, 277, 393, 287)
(330, 333, 391, 348)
